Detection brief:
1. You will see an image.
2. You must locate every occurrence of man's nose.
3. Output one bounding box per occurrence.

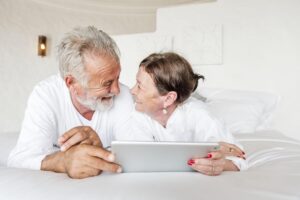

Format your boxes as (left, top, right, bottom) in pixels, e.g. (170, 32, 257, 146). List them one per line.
(110, 80, 120, 95)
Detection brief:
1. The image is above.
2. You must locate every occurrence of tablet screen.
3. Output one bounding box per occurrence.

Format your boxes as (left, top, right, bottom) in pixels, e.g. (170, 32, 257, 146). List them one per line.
(111, 141, 218, 172)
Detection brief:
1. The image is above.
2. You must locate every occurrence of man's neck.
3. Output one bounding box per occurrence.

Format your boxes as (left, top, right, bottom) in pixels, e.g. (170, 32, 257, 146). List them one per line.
(70, 93, 95, 120)
(151, 104, 177, 128)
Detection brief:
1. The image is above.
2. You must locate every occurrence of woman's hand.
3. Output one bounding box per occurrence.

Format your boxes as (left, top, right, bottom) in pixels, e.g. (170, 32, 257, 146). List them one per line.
(187, 151, 239, 176)
(218, 142, 246, 159)
(187, 152, 225, 176)
(187, 142, 245, 176)
(58, 126, 102, 151)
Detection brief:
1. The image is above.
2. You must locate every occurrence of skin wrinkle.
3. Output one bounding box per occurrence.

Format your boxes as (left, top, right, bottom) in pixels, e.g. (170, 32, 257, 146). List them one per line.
(131, 66, 178, 128)
(84, 52, 120, 90)
(69, 52, 121, 118)
(132, 68, 164, 116)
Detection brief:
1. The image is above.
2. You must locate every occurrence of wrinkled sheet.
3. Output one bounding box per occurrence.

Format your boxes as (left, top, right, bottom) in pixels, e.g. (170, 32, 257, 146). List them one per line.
(0, 130, 299, 200)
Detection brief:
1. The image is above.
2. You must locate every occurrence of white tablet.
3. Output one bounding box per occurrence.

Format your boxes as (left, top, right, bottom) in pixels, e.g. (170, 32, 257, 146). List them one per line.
(111, 141, 218, 172)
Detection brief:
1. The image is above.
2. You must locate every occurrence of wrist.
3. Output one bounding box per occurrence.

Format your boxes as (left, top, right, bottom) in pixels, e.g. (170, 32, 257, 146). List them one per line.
(224, 159, 239, 171)
(41, 151, 66, 173)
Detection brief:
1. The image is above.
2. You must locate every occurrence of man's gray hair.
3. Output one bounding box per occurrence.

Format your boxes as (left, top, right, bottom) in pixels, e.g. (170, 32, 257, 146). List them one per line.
(57, 26, 120, 87)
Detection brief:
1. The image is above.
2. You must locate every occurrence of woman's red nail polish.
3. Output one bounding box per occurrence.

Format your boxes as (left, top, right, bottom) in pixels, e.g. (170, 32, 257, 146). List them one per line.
(207, 153, 212, 158)
(187, 159, 195, 165)
(242, 151, 245, 155)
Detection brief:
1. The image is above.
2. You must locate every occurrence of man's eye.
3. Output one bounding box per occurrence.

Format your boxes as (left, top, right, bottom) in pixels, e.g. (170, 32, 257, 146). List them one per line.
(104, 81, 113, 87)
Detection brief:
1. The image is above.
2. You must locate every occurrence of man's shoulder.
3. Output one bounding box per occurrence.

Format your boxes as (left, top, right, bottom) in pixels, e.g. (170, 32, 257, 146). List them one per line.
(34, 74, 64, 90)
(114, 83, 133, 104)
(32, 74, 66, 96)
(109, 83, 134, 114)
(28, 74, 67, 106)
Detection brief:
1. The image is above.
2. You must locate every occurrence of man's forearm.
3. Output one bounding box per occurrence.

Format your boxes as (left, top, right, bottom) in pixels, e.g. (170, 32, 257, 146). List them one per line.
(41, 151, 66, 173)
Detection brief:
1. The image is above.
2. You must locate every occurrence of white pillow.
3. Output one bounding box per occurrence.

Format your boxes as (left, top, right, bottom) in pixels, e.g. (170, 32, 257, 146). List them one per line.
(193, 88, 280, 134)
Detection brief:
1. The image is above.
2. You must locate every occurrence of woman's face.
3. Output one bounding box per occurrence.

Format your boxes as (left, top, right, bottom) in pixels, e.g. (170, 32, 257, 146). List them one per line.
(131, 67, 164, 116)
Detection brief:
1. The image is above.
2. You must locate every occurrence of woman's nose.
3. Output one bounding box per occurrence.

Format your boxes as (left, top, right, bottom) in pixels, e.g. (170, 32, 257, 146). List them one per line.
(130, 84, 137, 95)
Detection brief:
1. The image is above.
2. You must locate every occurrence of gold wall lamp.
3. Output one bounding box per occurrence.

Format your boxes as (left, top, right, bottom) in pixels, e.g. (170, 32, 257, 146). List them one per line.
(38, 35, 47, 57)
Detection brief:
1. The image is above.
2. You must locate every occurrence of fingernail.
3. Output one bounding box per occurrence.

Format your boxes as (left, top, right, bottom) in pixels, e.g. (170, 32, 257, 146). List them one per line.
(187, 159, 195, 165)
(57, 137, 63, 145)
(117, 167, 122, 173)
(108, 154, 115, 162)
(242, 151, 245, 155)
(242, 156, 246, 160)
(214, 146, 220, 150)
(60, 145, 66, 152)
(206, 153, 212, 158)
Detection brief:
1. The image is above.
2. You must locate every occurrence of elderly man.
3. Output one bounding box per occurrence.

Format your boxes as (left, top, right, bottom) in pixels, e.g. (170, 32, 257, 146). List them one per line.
(8, 26, 132, 178)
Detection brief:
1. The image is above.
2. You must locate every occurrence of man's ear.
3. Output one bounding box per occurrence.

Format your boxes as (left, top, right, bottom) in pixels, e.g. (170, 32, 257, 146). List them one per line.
(163, 91, 177, 108)
(65, 75, 74, 89)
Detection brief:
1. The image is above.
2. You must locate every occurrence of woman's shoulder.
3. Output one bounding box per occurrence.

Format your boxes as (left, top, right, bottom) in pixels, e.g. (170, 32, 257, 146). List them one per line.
(131, 110, 153, 124)
(178, 97, 218, 121)
(180, 97, 208, 112)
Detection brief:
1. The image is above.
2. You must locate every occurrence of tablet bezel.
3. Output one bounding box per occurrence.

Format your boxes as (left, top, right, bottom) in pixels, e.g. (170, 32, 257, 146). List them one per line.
(111, 141, 219, 172)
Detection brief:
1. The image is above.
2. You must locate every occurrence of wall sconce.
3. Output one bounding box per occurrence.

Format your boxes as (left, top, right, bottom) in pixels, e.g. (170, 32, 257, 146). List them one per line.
(38, 35, 47, 57)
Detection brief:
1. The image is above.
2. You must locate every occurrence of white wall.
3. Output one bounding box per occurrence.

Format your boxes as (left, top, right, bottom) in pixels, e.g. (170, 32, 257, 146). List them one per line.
(0, 0, 155, 133)
(1, 0, 300, 141)
(156, 0, 300, 140)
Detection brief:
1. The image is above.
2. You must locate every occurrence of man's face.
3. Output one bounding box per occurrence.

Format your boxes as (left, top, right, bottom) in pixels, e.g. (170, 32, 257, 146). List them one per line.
(130, 67, 164, 117)
(73, 52, 121, 111)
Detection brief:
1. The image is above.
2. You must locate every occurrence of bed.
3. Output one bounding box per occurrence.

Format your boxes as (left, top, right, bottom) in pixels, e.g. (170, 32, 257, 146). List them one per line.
(1, 88, 299, 200)
(0, 130, 300, 200)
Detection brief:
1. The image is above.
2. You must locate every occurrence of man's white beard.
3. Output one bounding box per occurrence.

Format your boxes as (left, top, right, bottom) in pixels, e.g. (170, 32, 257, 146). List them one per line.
(76, 93, 114, 112)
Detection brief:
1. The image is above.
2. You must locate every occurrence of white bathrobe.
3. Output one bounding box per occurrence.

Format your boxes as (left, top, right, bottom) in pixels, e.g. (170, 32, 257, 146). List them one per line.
(7, 74, 134, 170)
(116, 97, 248, 171)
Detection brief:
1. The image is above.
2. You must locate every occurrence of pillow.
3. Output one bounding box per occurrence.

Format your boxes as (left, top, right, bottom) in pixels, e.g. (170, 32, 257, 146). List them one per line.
(193, 87, 280, 134)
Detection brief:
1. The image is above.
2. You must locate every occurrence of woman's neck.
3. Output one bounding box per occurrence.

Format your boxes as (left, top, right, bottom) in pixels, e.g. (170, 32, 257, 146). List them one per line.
(151, 104, 178, 128)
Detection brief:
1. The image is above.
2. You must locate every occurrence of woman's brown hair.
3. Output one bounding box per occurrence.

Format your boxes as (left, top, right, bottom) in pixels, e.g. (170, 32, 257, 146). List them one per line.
(139, 52, 204, 104)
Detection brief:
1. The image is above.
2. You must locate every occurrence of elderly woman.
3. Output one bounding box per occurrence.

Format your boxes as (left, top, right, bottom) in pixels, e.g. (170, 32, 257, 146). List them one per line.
(124, 52, 247, 176)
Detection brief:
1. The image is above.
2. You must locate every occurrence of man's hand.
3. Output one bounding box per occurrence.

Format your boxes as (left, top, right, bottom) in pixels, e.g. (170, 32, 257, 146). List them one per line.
(41, 126, 121, 179)
(63, 144, 122, 179)
(58, 126, 102, 151)
(41, 144, 122, 179)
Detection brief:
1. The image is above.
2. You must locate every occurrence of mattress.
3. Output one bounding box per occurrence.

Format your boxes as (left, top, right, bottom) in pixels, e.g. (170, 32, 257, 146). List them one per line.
(0, 130, 299, 200)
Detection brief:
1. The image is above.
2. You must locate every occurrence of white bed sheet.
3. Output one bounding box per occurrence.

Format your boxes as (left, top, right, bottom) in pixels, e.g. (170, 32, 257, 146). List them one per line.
(0, 130, 299, 200)
(0, 132, 18, 166)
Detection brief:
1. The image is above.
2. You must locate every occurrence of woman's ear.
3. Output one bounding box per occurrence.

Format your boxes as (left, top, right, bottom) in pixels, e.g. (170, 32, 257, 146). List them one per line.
(163, 91, 177, 107)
